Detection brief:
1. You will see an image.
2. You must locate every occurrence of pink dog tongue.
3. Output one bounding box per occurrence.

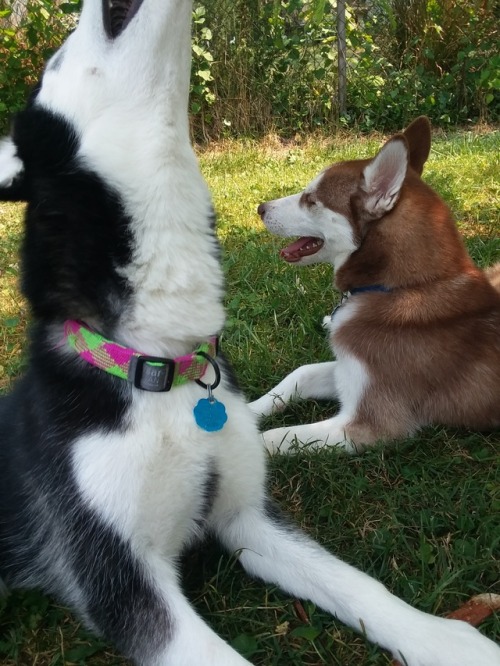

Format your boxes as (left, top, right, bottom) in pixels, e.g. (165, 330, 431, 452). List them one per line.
(280, 237, 324, 263)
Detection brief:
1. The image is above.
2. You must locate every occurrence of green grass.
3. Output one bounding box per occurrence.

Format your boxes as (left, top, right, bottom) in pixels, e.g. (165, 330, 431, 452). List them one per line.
(0, 127, 499, 665)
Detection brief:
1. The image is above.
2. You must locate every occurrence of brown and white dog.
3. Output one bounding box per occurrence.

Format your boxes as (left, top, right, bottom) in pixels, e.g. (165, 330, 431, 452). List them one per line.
(250, 117, 500, 453)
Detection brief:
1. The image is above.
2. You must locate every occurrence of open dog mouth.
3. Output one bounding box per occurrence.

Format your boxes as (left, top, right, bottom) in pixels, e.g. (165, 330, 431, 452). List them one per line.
(280, 237, 324, 263)
(103, 0, 144, 38)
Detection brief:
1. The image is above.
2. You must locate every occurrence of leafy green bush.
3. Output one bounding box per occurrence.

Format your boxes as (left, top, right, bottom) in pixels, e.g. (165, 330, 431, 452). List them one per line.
(190, 0, 338, 139)
(0, 0, 498, 139)
(345, 0, 499, 131)
(0, 0, 81, 134)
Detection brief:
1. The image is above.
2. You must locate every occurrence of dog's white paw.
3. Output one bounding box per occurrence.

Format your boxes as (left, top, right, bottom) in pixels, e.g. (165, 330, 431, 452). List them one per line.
(398, 616, 500, 666)
(261, 422, 358, 455)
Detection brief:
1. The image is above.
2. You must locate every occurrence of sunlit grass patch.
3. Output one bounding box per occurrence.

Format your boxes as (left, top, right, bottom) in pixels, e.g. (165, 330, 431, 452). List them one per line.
(0, 202, 28, 391)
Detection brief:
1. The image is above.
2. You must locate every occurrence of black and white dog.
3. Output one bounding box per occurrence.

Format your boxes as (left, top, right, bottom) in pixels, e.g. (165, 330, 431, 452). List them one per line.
(0, 1, 498, 665)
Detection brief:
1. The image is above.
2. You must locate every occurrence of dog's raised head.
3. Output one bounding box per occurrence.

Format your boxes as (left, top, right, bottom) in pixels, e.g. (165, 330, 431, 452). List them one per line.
(258, 117, 471, 291)
(0, 0, 223, 349)
(0, 0, 194, 196)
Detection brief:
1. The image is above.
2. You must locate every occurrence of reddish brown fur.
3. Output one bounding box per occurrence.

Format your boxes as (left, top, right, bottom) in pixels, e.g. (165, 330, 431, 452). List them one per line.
(255, 117, 500, 452)
(329, 118, 500, 445)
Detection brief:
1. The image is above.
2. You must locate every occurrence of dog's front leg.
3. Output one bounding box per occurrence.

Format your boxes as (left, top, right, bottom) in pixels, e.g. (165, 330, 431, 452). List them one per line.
(215, 504, 500, 666)
(259, 413, 357, 454)
(69, 530, 251, 666)
(154, 580, 252, 666)
(249, 361, 338, 417)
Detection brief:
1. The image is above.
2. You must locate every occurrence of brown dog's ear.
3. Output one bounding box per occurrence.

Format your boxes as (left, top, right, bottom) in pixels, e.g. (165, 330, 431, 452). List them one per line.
(403, 116, 431, 176)
(361, 135, 408, 219)
(0, 137, 27, 201)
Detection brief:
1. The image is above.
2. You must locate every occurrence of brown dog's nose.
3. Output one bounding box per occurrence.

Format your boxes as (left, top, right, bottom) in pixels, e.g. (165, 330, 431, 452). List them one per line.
(257, 202, 267, 217)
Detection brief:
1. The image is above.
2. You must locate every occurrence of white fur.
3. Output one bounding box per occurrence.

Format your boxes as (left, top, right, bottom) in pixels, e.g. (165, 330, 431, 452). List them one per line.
(259, 174, 358, 271)
(0, 137, 24, 187)
(6, 1, 499, 664)
(37, 0, 224, 356)
(249, 361, 339, 416)
(214, 506, 500, 666)
(72, 385, 266, 557)
(250, 301, 370, 453)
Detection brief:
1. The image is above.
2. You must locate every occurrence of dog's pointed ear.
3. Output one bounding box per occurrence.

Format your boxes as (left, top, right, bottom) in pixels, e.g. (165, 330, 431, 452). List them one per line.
(361, 135, 408, 219)
(403, 116, 431, 175)
(0, 137, 27, 201)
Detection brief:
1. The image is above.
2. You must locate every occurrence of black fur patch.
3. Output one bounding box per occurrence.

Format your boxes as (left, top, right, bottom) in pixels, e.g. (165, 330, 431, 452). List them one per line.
(47, 49, 65, 72)
(71, 506, 174, 660)
(195, 463, 220, 530)
(264, 497, 296, 532)
(0, 430, 173, 660)
(7, 106, 133, 327)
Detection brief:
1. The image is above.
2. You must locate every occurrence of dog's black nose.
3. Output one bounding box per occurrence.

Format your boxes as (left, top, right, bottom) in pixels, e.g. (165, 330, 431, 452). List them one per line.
(257, 203, 267, 217)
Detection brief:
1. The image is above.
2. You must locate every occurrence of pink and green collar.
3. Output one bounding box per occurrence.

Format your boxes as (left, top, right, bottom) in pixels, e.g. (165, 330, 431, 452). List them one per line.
(64, 320, 218, 392)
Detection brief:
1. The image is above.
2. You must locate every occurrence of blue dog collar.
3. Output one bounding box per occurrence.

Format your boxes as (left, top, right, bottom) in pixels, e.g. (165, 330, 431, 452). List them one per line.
(331, 285, 392, 319)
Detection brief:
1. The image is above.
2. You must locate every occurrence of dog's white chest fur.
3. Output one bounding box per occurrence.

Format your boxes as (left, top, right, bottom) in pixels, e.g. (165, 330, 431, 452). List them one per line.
(327, 300, 371, 412)
(72, 386, 265, 557)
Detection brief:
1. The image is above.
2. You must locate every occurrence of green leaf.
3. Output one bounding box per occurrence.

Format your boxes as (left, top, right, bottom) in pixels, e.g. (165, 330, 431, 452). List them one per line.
(231, 634, 258, 658)
(312, 0, 327, 24)
(60, 2, 82, 13)
(197, 69, 212, 82)
(419, 542, 436, 565)
(64, 641, 106, 661)
(2, 317, 19, 328)
(290, 625, 322, 641)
